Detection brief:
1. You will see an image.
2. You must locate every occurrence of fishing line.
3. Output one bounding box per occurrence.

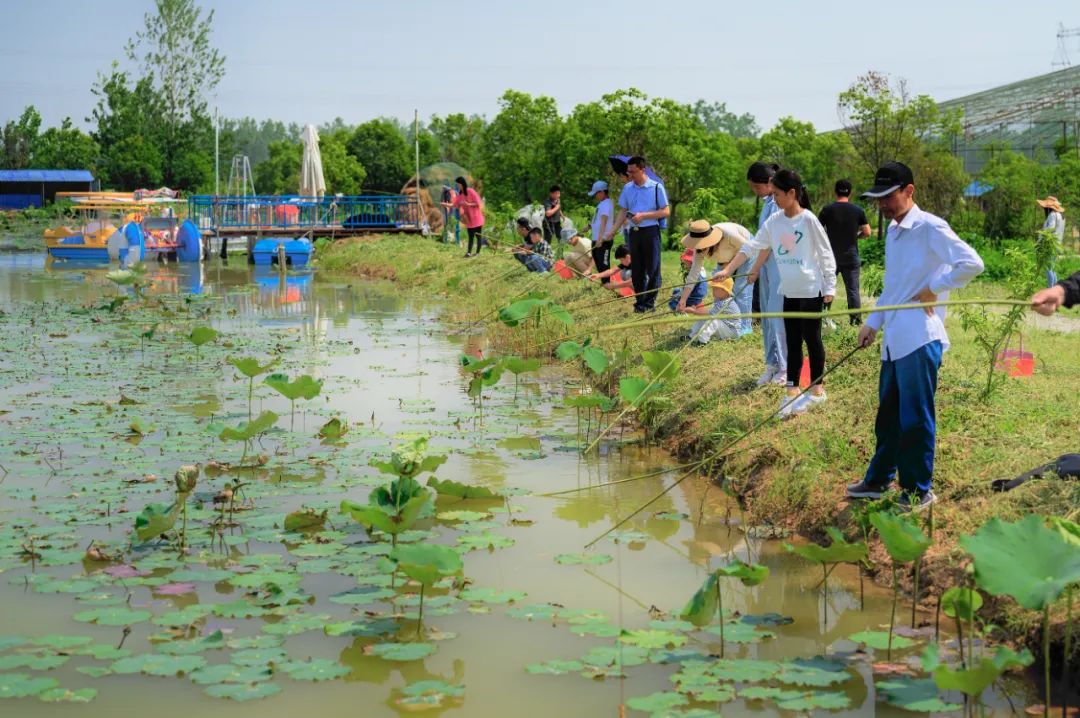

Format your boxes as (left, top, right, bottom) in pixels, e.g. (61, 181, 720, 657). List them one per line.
(582, 344, 859, 549)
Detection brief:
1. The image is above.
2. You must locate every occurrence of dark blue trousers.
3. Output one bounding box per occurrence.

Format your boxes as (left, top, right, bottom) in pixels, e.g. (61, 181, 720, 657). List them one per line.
(864, 340, 942, 494)
(629, 226, 662, 311)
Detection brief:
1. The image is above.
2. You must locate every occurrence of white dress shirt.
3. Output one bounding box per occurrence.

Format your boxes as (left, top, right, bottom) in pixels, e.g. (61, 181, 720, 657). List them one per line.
(865, 204, 984, 361)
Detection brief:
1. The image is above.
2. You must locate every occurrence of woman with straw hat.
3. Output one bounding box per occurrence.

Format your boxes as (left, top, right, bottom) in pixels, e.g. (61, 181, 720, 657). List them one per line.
(676, 220, 754, 337)
(1037, 196, 1065, 287)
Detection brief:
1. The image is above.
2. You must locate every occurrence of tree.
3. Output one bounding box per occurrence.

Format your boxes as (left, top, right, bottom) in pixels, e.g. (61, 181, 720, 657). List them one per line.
(692, 99, 759, 139)
(321, 130, 366, 195)
(220, 118, 299, 166)
(478, 90, 562, 205)
(428, 112, 485, 169)
(347, 119, 411, 193)
(1, 106, 42, 169)
(255, 132, 365, 196)
(758, 117, 856, 207)
(89, 66, 166, 189)
(979, 150, 1041, 240)
(254, 140, 300, 195)
(33, 118, 100, 171)
(125, 0, 224, 189)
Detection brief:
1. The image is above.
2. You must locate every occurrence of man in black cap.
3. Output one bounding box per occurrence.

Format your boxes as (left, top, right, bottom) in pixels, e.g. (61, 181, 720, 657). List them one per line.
(846, 161, 984, 510)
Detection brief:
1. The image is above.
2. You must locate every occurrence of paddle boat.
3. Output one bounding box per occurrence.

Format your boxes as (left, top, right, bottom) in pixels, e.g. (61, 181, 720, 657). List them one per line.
(44, 202, 202, 264)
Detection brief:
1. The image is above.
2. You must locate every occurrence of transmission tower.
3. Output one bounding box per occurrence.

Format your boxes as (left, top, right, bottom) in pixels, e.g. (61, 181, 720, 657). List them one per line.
(1052, 22, 1080, 69)
(226, 155, 256, 197)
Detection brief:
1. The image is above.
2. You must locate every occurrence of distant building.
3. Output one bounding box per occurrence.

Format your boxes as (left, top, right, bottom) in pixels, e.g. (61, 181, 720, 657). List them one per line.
(0, 170, 95, 209)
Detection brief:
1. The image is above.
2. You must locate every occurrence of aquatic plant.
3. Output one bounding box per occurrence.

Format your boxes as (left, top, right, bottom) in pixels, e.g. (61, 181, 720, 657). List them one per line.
(227, 357, 280, 420)
(213, 410, 278, 464)
(390, 543, 463, 632)
(785, 527, 868, 627)
(962, 515, 1080, 717)
(680, 560, 769, 657)
(187, 326, 218, 359)
(263, 373, 322, 429)
(870, 510, 931, 660)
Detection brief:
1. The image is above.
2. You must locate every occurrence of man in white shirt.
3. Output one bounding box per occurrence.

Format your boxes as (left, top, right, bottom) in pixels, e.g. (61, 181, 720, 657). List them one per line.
(846, 162, 984, 510)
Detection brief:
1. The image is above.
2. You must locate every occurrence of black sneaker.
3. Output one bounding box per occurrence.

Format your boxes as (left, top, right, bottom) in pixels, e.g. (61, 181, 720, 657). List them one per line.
(896, 490, 936, 512)
(846, 480, 885, 499)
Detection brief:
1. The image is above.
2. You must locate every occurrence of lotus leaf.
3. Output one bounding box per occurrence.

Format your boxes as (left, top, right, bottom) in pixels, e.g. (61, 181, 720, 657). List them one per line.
(940, 586, 983, 621)
(554, 553, 613, 565)
(960, 514, 1080, 610)
(110, 653, 206, 676)
(369, 642, 436, 661)
(501, 356, 541, 374)
(226, 356, 279, 378)
(391, 543, 463, 586)
(204, 682, 281, 701)
(619, 629, 687, 650)
(876, 677, 963, 713)
(283, 509, 327, 532)
(870, 511, 931, 564)
(625, 691, 688, 713)
(0, 673, 59, 698)
(785, 527, 868, 565)
(281, 659, 350, 681)
(526, 659, 585, 675)
(39, 687, 97, 703)
(216, 410, 278, 442)
(317, 417, 348, 439)
(189, 663, 273, 685)
(459, 587, 526, 604)
(187, 326, 218, 347)
(263, 373, 322, 401)
(641, 350, 681, 380)
(921, 643, 1033, 696)
(428, 476, 501, 499)
(134, 501, 179, 542)
(582, 347, 610, 375)
(848, 630, 915, 650)
(618, 376, 658, 404)
(555, 341, 584, 360)
(72, 606, 152, 626)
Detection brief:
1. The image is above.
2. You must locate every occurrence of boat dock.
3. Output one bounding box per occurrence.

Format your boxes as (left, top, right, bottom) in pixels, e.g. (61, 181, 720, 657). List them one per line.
(187, 194, 423, 239)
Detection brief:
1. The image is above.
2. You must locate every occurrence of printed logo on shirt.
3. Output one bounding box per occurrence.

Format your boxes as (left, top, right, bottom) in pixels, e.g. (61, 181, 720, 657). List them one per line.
(777, 230, 803, 255)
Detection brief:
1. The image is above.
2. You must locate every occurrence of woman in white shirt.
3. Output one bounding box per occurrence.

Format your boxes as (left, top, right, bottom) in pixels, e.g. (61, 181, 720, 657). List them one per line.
(716, 169, 836, 416)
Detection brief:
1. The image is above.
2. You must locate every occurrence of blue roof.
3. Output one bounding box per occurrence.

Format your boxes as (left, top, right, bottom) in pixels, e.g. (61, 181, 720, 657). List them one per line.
(0, 169, 94, 183)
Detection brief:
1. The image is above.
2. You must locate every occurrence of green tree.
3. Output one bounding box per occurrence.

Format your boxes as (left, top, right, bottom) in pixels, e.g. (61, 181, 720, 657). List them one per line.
(125, 0, 224, 189)
(322, 130, 366, 195)
(692, 99, 759, 139)
(1, 106, 43, 169)
(347, 119, 411, 193)
(979, 149, 1041, 240)
(428, 112, 485, 169)
(89, 66, 166, 189)
(758, 117, 856, 207)
(478, 90, 562, 205)
(32, 118, 100, 171)
(254, 140, 300, 195)
(256, 132, 365, 196)
(220, 117, 299, 166)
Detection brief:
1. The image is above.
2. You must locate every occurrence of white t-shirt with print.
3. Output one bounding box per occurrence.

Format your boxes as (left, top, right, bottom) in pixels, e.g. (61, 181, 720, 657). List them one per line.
(740, 208, 837, 299)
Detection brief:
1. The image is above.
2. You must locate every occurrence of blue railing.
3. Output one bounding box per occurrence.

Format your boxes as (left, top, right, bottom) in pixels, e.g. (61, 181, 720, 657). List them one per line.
(187, 195, 420, 231)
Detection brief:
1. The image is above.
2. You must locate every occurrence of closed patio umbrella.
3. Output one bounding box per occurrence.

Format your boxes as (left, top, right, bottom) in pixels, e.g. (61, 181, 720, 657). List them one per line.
(300, 124, 326, 198)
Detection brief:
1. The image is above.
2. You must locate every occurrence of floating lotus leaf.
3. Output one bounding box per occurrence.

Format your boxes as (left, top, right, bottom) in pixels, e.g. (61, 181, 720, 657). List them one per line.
(554, 553, 613, 566)
(525, 659, 586, 675)
(507, 603, 563, 621)
(109, 653, 206, 676)
(626, 691, 688, 713)
(39, 687, 97, 703)
(368, 642, 436, 662)
(459, 587, 525, 604)
(704, 622, 775, 644)
(281, 659, 350, 681)
(848, 631, 916, 650)
(776, 691, 850, 710)
(317, 417, 348, 439)
(427, 476, 500, 499)
(0, 673, 59, 698)
(870, 511, 930, 564)
(436, 510, 491, 522)
(29, 635, 92, 651)
(960, 514, 1080, 610)
(72, 606, 152, 626)
(263, 373, 322, 401)
(204, 682, 281, 701)
(876, 677, 963, 712)
(283, 509, 327, 532)
(620, 629, 687, 650)
(0, 654, 68, 670)
(501, 356, 541, 374)
(189, 663, 273, 685)
(582, 644, 649, 668)
(456, 532, 515, 552)
(741, 613, 794, 626)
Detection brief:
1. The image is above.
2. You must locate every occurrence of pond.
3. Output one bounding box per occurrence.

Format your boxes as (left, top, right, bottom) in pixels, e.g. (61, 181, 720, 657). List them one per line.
(0, 253, 1035, 716)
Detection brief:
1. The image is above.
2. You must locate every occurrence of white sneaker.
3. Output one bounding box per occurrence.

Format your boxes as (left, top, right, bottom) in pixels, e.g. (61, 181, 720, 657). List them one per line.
(756, 367, 779, 386)
(801, 392, 827, 410)
(777, 394, 806, 418)
(770, 368, 788, 385)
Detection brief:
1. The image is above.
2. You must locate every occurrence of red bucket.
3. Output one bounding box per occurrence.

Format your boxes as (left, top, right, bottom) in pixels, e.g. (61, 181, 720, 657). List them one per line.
(552, 259, 574, 279)
(995, 335, 1035, 377)
(618, 286, 634, 297)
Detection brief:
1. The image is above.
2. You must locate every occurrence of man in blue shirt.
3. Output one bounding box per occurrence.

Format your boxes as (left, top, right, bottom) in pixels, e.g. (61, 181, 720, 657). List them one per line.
(605, 157, 670, 312)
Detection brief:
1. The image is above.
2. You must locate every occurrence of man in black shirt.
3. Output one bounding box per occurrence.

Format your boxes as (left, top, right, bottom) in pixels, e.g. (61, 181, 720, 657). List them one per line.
(1031, 269, 1080, 314)
(818, 179, 871, 325)
(543, 185, 563, 244)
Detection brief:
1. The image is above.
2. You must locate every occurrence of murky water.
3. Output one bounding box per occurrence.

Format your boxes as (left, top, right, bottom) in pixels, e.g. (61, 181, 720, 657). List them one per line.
(0, 254, 1033, 716)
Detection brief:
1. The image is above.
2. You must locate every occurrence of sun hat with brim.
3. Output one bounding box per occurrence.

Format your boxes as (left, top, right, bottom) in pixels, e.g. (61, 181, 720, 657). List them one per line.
(708, 275, 734, 294)
(862, 161, 914, 198)
(1037, 196, 1065, 213)
(681, 219, 721, 250)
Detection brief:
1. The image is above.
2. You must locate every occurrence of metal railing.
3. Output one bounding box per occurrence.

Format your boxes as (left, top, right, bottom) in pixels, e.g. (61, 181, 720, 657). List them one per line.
(187, 195, 420, 231)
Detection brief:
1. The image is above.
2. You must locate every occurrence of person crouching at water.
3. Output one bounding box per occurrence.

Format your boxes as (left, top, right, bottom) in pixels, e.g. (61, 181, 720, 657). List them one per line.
(442, 176, 485, 257)
(511, 227, 553, 272)
(591, 244, 632, 292)
(676, 220, 753, 337)
(682, 275, 742, 344)
(716, 169, 837, 417)
(564, 235, 595, 275)
(668, 249, 707, 311)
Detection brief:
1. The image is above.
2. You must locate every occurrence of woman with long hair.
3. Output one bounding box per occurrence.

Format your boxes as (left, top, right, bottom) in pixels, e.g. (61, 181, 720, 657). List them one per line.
(716, 169, 837, 416)
(745, 162, 785, 384)
(443, 176, 485, 257)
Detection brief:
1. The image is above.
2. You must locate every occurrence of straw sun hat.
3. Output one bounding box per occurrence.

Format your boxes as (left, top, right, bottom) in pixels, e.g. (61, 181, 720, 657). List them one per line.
(1037, 196, 1065, 213)
(681, 220, 749, 263)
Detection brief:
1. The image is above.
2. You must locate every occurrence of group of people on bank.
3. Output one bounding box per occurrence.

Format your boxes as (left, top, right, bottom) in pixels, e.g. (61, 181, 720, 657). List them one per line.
(443, 158, 1077, 511)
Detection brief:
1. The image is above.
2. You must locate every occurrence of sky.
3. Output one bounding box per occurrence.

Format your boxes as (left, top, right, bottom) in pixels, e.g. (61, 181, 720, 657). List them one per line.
(1, 0, 1076, 133)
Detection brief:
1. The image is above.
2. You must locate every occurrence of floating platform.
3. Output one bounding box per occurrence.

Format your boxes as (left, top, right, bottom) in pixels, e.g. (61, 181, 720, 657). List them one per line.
(251, 237, 313, 267)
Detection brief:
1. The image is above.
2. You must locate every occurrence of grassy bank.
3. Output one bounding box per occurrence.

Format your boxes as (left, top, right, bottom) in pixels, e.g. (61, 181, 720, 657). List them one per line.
(318, 234, 1079, 656)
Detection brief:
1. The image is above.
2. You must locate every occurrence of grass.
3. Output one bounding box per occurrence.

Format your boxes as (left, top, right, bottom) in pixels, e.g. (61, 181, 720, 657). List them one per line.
(317, 233, 1080, 653)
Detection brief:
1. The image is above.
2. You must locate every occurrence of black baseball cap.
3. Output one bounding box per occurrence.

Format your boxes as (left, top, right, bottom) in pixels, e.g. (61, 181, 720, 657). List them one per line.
(863, 161, 914, 198)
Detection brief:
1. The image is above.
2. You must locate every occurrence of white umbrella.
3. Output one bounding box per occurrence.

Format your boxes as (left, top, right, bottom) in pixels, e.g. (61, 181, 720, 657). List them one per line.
(300, 124, 326, 198)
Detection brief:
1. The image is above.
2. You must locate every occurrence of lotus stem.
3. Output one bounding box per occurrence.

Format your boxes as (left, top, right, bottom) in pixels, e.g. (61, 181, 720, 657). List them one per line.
(956, 615, 966, 668)
(715, 576, 724, 659)
(888, 563, 898, 661)
(822, 563, 829, 629)
(1043, 604, 1050, 718)
(417, 583, 425, 637)
(912, 557, 922, 628)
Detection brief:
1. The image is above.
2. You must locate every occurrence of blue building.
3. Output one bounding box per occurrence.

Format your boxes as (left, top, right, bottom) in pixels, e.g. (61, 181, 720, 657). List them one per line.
(0, 169, 95, 209)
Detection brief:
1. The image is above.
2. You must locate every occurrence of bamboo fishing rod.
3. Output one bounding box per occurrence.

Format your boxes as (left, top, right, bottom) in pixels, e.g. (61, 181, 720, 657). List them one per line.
(582, 345, 864, 549)
(577, 298, 1033, 455)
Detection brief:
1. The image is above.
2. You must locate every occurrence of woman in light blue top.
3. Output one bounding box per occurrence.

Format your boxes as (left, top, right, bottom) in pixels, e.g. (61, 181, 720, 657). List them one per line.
(745, 162, 786, 386)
